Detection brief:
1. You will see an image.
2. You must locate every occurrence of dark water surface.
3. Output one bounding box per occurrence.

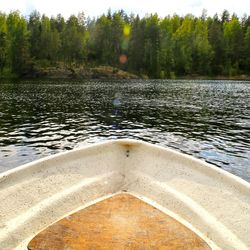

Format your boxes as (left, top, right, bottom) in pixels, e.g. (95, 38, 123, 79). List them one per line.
(0, 79, 249, 182)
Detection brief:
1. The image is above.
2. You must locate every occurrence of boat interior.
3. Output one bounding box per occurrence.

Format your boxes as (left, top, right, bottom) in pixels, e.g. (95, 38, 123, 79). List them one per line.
(0, 139, 249, 249)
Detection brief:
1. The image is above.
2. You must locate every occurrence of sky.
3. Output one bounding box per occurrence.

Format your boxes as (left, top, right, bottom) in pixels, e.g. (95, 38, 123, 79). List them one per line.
(0, 0, 250, 19)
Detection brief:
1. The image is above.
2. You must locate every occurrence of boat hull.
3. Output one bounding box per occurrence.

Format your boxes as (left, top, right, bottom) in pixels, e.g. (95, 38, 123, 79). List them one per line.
(0, 139, 249, 249)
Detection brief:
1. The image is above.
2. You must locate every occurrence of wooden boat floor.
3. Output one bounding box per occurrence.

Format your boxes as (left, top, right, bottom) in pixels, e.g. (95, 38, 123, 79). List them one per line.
(28, 194, 210, 250)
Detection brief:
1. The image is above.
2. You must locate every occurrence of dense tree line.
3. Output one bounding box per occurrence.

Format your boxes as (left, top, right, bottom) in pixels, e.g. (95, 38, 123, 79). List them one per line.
(0, 9, 250, 78)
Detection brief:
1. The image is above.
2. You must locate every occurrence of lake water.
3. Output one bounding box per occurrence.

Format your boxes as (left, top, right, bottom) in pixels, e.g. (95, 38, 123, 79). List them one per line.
(0, 79, 249, 182)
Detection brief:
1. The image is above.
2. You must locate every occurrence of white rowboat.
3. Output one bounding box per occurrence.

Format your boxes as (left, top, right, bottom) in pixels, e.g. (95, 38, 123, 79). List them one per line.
(0, 139, 249, 249)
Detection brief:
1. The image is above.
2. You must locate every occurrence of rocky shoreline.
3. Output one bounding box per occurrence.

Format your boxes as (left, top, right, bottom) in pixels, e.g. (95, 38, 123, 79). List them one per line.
(26, 65, 142, 80)
(1, 65, 249, 80)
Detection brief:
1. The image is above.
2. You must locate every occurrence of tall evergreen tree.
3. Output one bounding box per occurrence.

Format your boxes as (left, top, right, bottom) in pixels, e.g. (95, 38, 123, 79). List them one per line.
(0, 12, 7, 73)
(1, 9, 250, 78)
(208, 14, 225, 74)
(173, 15, 194, 75)
(6, 11, 31, 75)
(144, 14, 161, 78)
(223, 16, 244, 75)
(128, 16, 146, 74)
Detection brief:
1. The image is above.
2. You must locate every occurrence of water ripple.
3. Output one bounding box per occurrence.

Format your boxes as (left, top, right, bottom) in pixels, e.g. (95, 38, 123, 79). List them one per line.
(0, 79, 249, 182)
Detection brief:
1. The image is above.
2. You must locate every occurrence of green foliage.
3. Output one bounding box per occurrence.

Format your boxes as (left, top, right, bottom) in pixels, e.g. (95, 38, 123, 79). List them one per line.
(173, 15, 194, 74)
(223, 17, 244, 75)
(87, 15, 111, 64)
(208, 14, 225, 74)
(28, 11, 41, 59)
(6, 11, 31, 76)
(159, 17, 174, 77)
(128, 15, 146, 73)
(0, 12, 7, 72)
(243, 26, 250, 70)
(87, 11, 125, 66)
(61, 14, 87, 65)
(144, 14, 161, 78)
(0, 9, 250, 78)
(193, 19, 213, 75)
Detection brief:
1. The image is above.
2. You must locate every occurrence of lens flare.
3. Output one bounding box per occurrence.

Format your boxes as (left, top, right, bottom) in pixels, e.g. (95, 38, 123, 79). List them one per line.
(121, 39, 129, 50)
(123, 25, 131, 37)
(119, 54, 128, 64)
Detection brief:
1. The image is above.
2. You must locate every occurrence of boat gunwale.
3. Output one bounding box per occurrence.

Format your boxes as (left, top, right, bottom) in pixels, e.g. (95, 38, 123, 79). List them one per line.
(1, 139, 249, 190)
(0, 139, 250, 250)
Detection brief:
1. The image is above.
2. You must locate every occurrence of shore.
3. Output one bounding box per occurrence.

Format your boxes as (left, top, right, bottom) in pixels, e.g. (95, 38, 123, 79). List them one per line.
(25, 65, 142, 80)
(177, 74, 250, 81)
(1, 65, 250, 80)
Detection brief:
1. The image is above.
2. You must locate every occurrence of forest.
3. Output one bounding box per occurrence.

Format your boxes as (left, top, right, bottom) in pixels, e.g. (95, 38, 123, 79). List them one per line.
(0, 9, 250, 78)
